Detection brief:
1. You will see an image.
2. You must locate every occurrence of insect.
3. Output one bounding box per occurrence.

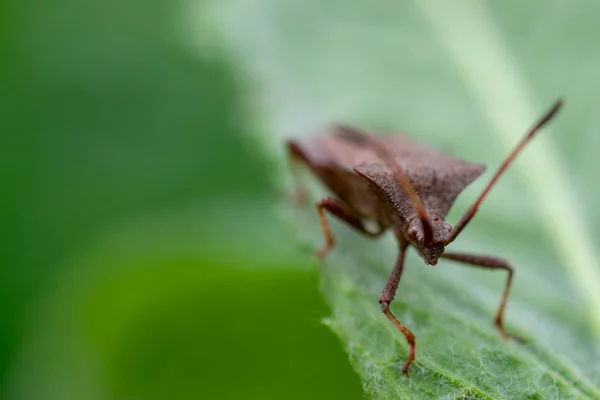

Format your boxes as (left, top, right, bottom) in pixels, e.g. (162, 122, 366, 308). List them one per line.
(285, 99, 563, 376)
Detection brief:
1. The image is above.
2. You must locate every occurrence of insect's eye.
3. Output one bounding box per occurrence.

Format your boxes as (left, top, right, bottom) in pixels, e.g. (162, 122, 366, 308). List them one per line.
(408, 228, 418, 240)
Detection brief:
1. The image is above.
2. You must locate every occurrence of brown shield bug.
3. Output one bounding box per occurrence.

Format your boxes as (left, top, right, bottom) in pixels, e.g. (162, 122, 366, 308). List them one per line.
(285, 99, 563, 376)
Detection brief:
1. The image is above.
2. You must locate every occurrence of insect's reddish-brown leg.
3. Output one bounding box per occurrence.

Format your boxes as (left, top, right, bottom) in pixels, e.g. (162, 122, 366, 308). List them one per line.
(315, 197, 383, 259)
(379, 236, 415, 376)
(441, 252, 521, 342)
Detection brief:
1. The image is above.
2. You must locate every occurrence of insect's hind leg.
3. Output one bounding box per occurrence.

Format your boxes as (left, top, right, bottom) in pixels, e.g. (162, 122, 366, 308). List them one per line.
(441, 252, 521, 342)
(315, 197, 383, 259)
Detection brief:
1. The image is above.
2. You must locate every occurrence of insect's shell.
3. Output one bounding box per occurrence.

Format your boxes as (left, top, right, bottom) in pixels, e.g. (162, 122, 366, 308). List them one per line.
(289, 126, 485, 219)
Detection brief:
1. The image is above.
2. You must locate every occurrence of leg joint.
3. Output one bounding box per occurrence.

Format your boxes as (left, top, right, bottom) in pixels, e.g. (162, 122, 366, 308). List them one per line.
(379, 300, 390, 313)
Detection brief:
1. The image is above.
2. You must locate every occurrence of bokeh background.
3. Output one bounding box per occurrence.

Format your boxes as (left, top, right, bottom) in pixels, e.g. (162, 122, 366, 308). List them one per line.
(2, 0, 600, 399)
(1, 0, 363, 399)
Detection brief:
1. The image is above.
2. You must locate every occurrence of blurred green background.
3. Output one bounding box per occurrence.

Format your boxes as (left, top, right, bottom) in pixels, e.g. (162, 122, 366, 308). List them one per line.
(0, 0, 363, 399)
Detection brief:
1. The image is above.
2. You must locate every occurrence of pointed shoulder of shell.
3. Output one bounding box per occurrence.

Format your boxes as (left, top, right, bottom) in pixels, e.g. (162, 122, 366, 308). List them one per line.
(353, 136, 486, 216)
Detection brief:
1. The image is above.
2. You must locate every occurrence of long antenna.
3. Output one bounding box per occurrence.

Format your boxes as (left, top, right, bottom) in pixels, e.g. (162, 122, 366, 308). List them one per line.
(334, 125, 435, 244)
(446, 99, 563, 244)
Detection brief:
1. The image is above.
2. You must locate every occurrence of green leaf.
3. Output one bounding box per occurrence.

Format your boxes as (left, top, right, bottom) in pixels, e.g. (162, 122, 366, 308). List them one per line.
(198, 0, 600, 398)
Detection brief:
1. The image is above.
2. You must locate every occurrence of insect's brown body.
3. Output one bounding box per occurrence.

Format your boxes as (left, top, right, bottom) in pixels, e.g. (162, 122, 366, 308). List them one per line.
(289, 130, 486, 260)
(286, 100, 563, 376)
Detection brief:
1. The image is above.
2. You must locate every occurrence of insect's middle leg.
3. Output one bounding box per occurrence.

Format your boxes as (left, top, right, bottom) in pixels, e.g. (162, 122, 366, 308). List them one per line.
(441, 252, 521, 341)
(379, 238, 415, 376)
(315, 197, 383, 259)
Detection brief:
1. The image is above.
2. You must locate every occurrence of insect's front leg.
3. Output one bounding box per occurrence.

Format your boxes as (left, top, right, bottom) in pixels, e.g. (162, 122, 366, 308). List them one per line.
(315, 197, 384, 259)
(379, 237, 416, 376)
(441, 252, 521, 342)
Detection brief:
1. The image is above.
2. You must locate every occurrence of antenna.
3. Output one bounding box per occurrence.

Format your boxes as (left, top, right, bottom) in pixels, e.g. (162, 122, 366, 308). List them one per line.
(446, 99, 563, 244)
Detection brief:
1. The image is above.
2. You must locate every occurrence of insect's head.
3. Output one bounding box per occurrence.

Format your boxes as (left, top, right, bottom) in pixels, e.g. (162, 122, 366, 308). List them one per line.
(406, 214, 452, 266)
